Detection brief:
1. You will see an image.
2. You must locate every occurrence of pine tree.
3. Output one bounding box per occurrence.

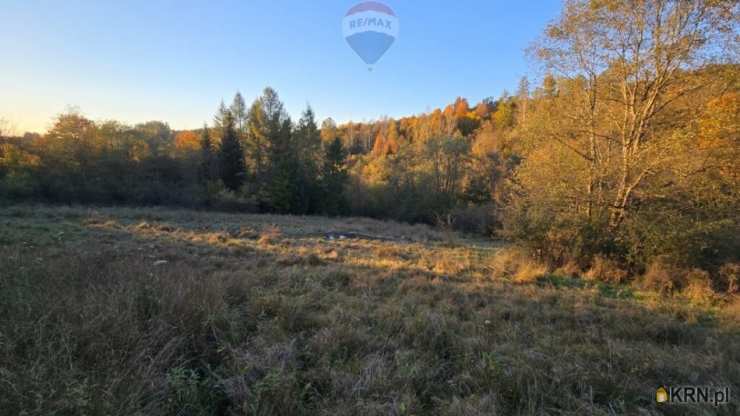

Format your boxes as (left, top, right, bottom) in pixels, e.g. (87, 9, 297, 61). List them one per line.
(294, 106, 322, 213)
(265, 118, 299, 213)
(297, 106, 321, 158)
(217, 111, 246, 191)
(198, 124, 213, 183)
(214, 100, 228, 129)
(321, 137, 349, 215)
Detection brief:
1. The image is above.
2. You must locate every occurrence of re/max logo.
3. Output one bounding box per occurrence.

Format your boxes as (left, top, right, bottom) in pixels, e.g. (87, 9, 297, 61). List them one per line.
(348, 18, 393, 30)
(657, 385, 731, 406)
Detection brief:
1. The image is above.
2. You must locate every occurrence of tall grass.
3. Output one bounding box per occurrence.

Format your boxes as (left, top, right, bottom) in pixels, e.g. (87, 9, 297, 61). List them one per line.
(1, 206, 738, 415)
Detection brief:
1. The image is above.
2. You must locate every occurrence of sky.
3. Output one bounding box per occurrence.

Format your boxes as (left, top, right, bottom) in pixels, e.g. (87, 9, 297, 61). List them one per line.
(0, 0, 562, 134)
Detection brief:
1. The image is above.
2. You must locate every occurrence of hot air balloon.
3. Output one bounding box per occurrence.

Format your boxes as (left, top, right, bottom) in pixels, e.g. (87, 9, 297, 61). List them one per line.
(342, 1, 398, 68)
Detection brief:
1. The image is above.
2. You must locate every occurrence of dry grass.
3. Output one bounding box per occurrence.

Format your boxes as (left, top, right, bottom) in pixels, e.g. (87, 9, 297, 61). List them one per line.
(0, 205, 738, 415)
(584, 256, 629, 284)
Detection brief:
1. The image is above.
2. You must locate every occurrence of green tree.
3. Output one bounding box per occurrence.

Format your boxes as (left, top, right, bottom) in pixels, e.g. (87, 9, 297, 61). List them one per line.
(217, 111, 245, 192)
(320, 137, 349, 215)
(198, 124, 214, 183)
(134, 121, 172, 158)
(265, 117, 300, 213)
(293, 106, 322, 213)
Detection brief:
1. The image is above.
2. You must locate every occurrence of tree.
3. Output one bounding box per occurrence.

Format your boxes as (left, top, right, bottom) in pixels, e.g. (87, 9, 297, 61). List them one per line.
(217, 111, 246, 191)
(320, 117, 338, 143)
(517, 76, 530, 124)
(265, 117, 299, 213)
(538, 73, 558, 98)
(321, 137, 349, 215)
(385, 120, 401, 154)
(423, 136, 470, 199)
(199, 124, 214, 183)
(533, 0, 737, 229)
(245, 87, 289, 188)
(492, 97, 514, 129)
(245, 99, 268, 182)
(174, 131, 199, 155)
(372, 131, 386, 156)
(294, 107, 323, 212)
(135, 121, 172, 158)
(214, 100, 228, 130)
(230, 92, 247, 133)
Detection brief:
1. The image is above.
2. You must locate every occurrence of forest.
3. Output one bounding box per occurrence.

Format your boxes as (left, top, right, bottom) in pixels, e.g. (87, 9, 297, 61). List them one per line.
(1, 0, 738, 294)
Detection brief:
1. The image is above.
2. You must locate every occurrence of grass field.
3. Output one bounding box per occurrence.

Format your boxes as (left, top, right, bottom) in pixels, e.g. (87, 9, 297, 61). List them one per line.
(1, 206, 738, 415)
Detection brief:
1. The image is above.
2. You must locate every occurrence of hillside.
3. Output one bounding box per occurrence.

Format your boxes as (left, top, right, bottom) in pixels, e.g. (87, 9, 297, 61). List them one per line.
(1, 206, 737, 415)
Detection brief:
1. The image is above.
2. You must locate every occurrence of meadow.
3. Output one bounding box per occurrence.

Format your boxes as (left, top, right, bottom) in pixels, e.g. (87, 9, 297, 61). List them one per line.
(1, 205, 737, 415)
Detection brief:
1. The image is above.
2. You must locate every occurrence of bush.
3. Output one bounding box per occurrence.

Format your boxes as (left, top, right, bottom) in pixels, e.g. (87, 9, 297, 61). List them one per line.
(490, 247, 548, 283)
(584, 256, 628, 284)
(502, 204, 619, 270)
(208, 187, 258, 212)
(640, 256, 685, 295)
(717, 263, 739, 294)
(258, 225, 282, 246)
(682, 269, 715, 304)
(448, 203, 497, 236)
(621, 205, 739, 275)
(554, 261, 582, 278)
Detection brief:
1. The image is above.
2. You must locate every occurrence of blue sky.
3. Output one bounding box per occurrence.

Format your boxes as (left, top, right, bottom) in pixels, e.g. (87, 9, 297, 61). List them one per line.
(0, 0, 562, 133)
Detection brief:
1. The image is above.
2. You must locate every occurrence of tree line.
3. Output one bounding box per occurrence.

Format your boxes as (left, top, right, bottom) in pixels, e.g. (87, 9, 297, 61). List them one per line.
(0, 88, 349, 216)
(1, 0, 737, 292)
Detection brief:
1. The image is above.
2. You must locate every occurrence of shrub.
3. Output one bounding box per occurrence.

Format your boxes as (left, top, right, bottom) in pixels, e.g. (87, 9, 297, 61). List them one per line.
(682, 269, 715, 304)
(208, 187, 258, 212)
(640, 256, 685, 295)
(513, 262, 548, 283)
(584, 256, 628, 284)
(489, 247, 529, 278)
(490, 247, 548, 283)
(448, 203, 497, 236)
(717, 263, 739, 294)
(258, 225, 282, 246)
(554, 261, 581, 278)
(502, 205, 618, 270)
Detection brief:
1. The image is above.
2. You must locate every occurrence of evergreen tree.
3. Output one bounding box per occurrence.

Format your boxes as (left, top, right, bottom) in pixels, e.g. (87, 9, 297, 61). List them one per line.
(214, 100, 228, 129)
(254, 87, 297, 211)
(217, 111, 246, 191)
(294, 106, 322, 213)
(296, 106, 321, 160)
(198, 124, 213, 183)
(321, 137, 349, 215)
(265, 117, 300, 213)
